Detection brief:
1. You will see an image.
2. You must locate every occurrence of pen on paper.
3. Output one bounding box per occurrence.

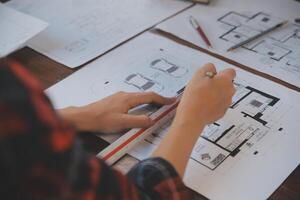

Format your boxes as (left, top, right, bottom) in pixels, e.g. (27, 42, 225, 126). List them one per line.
(227, 20, 288, 52)
(189, 16, 212, 48)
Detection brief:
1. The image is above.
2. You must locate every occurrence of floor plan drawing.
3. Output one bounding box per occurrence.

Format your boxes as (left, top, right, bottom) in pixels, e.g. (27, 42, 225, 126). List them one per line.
(218, 11, 300, 70)
(89, 56, 191, 98)
(190, 82, 283, 170)
(124, 73, 164, 93)
(134, 81, 288, 170)
(7, 0, 192, 67)
(122, 58, 188, 92)
(156, 1, 300, 87)
(150, 58, 188, 78)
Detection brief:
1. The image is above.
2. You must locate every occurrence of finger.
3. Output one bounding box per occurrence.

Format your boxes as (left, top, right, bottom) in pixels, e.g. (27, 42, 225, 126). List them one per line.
(230, 85, 236, 96)
(217, 68, 236, 81)
(225, 86, 236, 106)
(127, 92, 176, 108)
(196, 63, 217, 77)
(120, 114, 154, 129)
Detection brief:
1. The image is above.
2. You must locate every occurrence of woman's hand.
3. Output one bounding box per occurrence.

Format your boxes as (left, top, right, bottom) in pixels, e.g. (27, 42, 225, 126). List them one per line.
(174, 63, 236, 132)
(153, 63, 236, 177)
(58, 92, 175, 133)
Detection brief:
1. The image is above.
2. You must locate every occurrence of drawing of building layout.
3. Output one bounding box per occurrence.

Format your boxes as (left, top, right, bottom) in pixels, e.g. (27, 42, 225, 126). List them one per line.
(124, 73, 164, 93)
(150, 58, 188, 78)
(143, 81, 287, 170)
(191, 83, 282, 170)
(218, 12, 300, 73)
(91, 56, 190, 97)
(123, 58, 188, 92)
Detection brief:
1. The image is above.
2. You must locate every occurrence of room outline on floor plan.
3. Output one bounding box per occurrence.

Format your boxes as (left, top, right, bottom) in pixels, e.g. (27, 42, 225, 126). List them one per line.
(217, 11, 300, 72)
(191, 83, 282, 170)
(143, 82, 285, 171)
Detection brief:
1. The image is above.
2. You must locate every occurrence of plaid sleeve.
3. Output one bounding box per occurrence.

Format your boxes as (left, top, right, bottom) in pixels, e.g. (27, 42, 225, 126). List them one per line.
(128, 157, 191, 199)
(0, 60, 191, 200)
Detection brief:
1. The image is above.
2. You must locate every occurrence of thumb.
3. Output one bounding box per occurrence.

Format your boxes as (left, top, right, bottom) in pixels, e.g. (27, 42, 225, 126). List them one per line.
(120, 114, 154, 129)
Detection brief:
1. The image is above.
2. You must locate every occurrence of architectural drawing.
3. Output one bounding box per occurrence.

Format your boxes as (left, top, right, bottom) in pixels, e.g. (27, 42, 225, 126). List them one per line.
(90, 57, 189, 96)
(142, 81, 287, 170)
(124, 73, 164, 93)
(191, 83, 282, 170)
(218, 12, 300, 72)
(124, 58, 188, 92)
(7, 0, 191, 67)
(156, 1, 300, 88)
(150, 58, 188, 78)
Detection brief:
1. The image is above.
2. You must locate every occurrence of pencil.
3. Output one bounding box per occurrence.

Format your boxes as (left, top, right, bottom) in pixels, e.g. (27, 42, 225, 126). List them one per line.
(189, 16, 212, 48)
(227, 20, 288, 52)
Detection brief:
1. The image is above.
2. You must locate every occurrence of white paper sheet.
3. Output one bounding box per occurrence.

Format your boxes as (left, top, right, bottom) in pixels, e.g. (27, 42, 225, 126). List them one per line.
(157, 0, 300, 88)
(0, 3, 47, 57)
(6, 0, 192, 68)
(46, 32, 300, 200)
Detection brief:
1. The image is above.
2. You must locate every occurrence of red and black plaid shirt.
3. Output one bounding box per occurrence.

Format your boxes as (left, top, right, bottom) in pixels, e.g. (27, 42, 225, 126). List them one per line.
(0, 60, 191, 200)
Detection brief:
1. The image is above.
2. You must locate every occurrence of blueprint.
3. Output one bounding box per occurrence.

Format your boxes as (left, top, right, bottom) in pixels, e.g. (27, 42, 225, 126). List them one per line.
(6, 0, 192, 68)
(46, 32, 300, 200)
(157, 0, 300, 88)
(131, 81, 292, 170)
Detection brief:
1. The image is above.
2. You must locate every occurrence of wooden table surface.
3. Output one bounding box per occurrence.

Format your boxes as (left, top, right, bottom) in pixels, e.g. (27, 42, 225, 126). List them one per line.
(2, 0, 300, 199)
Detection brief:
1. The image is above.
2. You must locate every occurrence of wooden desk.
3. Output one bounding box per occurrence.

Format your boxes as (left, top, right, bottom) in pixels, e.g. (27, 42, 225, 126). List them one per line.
(2, 0, 299, 198)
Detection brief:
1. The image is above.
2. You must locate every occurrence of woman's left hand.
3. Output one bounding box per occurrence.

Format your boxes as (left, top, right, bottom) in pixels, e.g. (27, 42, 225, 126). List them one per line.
(58, 91, 175, 133)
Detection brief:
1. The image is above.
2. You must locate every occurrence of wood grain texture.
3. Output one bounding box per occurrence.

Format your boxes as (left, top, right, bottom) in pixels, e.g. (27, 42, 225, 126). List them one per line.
(1, 0, 299, 198)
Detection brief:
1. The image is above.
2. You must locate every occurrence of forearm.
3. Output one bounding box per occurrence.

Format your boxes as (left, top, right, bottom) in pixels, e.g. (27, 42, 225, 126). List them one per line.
(152, 117, 205, 177)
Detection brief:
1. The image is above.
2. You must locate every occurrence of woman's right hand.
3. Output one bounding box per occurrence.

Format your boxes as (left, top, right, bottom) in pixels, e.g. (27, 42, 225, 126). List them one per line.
(174, 63, 236, 132)
(153, 63, 236, 176)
